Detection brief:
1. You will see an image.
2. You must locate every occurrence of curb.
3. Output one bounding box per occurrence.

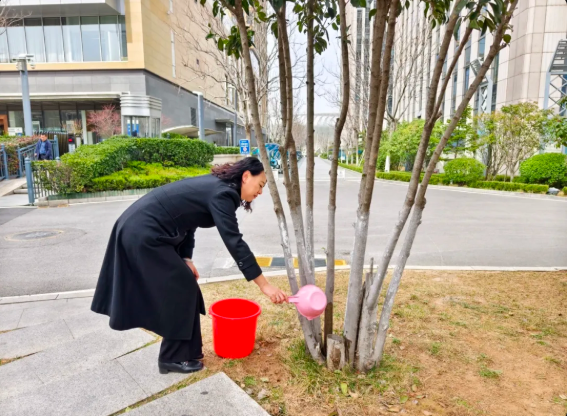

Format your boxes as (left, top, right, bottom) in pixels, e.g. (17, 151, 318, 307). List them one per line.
(1, 265, 565, 306)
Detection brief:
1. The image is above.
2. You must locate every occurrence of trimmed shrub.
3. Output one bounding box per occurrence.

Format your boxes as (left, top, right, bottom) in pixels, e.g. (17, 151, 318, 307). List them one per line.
(88, 162, 210, 191)
(339, 163, 445, 184)
(469, 181, 548, 193)
(214, 146, 240, 155)
(319, 153, 328, 159)
(563, 187, 567, 195)
(36, 137, 214, 193)
(444, 158, 485, 185)
(519, 153, 567, 188)
(133, 138, 214, 167)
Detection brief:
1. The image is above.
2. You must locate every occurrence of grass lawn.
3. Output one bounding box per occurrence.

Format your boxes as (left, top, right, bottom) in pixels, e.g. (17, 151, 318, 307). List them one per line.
(120, 270, 567, 416)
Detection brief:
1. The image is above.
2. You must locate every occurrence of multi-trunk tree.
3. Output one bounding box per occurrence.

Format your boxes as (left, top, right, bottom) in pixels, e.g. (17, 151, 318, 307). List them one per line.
(201, 0, 519, 372)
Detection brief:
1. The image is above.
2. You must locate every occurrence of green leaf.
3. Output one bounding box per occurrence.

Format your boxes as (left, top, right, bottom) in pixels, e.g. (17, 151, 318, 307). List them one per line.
(332, 22, 338, 31)
(400, 396, 409, 404)
(269, 0, 284, 11)
(453, 17, 462, 40)
(328, 7, 336, 19)
(340, 383, 348, 396)
(503, 34, 511, 44)
(217, 38, 224, 51)
(350, 0, 366, 7)
(369, 8, 377, 20)
(271, 21, 278, 38)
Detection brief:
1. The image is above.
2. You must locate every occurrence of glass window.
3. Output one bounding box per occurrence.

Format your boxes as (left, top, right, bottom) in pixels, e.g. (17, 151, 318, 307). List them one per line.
(43, 18, 65, 63)
(119, 16, 128, 60)
(44, 110, 62, 130)
(463, 67, 470, 95)
(7, 20, 26, 60)
(81, 17, 101, 62)
(0, 29, 9, 63)
(451, 69, 458, 115)
(478, 36, 485, 59)
(62, 17, 83, 62)
(24, 18, 46, 62)
(100, 16, 120, 61)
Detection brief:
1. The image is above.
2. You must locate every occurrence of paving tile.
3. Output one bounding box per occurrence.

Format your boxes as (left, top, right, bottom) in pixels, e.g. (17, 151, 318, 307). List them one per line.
(63, 310, 110, 338)
(18, 297, 93, 328)
(0, 299, 61, 313)
(0, 308, 23, 331)
(0, 361, 147, 416)
(118, 343, 186, 396)
(0, 320, 73, 359)
(0, 358, 44, 402)
(127, 372, 269, 416)
(32, 328, 154, 384)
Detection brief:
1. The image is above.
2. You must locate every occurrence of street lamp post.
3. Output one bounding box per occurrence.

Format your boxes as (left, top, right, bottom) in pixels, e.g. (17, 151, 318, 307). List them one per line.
(12, 54, 35, 137)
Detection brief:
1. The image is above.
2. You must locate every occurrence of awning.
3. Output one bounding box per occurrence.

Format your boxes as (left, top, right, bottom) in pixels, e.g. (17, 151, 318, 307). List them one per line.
(162, 125, 222, 137)
(215, 118, 244, 127)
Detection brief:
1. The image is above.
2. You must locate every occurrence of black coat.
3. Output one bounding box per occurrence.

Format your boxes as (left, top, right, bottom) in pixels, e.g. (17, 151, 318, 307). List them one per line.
(91, 175, 262, 340)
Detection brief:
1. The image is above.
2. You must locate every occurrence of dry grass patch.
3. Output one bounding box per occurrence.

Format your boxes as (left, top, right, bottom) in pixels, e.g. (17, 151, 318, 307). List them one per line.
(120, 270, 567, 415)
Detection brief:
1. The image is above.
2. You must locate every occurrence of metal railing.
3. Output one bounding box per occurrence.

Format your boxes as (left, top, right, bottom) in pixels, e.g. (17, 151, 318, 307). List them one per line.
(15, 139, 60, 178)
(0, 144, 8, 181)
(24, 157, 60, 205)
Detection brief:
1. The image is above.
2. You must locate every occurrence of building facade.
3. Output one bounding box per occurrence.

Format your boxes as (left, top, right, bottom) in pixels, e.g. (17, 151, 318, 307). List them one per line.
(346, 1, 567, 154)
(0, 0, 265, 146)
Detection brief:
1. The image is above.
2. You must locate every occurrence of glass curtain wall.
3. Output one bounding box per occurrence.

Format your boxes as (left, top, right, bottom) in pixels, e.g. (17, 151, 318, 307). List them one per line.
(0, 17, 127, 63)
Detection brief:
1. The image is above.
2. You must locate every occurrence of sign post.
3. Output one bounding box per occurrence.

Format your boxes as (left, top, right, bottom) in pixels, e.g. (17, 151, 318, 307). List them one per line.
(239, 139, 250, 155)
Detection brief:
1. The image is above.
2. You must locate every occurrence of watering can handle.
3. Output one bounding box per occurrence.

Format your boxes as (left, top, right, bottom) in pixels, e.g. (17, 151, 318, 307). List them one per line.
(288, 296, 299, 304)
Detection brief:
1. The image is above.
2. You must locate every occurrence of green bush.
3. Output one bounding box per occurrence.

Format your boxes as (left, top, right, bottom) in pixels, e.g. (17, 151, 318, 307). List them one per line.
(319, 153, 328, 159)
(469, 181, 548, 193)
(214, 146, 240, 155)
(133, 138, 214, 167)
(519, 153, 567, 188)
(444, 158, 485, 185)
(160, 132, 197, 139)
(36, 137, 214, 193)
(1, 136, 39, 174)
(88, 162, 210, 191)
(563, 187, 567, 195)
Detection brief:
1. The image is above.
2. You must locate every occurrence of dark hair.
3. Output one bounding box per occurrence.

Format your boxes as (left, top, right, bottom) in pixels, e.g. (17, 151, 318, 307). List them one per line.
(211, 157, 265, 211)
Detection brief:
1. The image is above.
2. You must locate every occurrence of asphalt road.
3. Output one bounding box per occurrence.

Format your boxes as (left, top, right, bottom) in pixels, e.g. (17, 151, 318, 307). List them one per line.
(1, 158, 566, 297)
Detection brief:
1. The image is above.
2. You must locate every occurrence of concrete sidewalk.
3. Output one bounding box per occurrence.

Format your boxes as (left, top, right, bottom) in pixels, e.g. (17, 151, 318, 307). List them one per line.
(0, 295, 268, 416)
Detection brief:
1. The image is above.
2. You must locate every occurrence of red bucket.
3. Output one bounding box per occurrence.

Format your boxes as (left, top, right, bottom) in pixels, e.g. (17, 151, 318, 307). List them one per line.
(209, 298, 261, 359)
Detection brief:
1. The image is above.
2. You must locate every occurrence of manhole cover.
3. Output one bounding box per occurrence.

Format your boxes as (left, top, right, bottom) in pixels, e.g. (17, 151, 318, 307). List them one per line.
(7, 230, 63, 241)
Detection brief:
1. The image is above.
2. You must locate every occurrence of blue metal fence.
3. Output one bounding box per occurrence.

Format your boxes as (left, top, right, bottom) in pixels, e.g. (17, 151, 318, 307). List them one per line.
(0, 144, 8, 181)
(15, 139, 59, 178)
(25, 156, 61, 205)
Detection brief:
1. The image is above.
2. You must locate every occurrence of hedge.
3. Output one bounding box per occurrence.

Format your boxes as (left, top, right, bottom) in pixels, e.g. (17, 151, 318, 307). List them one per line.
(564, 187, 567, 195)
(519, 153, 567, 188)
(214, 146, 240, 155)
(469, 181, 548, 193)
(444, 157, 485, 185)
(88, 162, 210, 191)
(339, 163, 446, 184)
(36, 137, 215, 194)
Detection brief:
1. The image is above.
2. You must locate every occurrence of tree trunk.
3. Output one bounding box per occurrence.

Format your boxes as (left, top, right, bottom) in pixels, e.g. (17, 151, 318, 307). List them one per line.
(363, 0, 519, 371)
(324, 0, 350, 355)
(232, 0, 324, 363)
(344, 0, 396, 365)
(358, 0, 389, 201)
(276, 5, 322, 346)
(356, 10, 463, 365)
(326, 334, 347, 371)
(305, 0, 315, 274)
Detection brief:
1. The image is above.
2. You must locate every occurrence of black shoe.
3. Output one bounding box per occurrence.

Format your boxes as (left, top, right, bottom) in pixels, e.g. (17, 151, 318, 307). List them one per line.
(158, 360, 204, 374)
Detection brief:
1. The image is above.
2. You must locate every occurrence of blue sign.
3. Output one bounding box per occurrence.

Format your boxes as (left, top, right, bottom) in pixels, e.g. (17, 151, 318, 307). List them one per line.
(239, 139, 250, 155)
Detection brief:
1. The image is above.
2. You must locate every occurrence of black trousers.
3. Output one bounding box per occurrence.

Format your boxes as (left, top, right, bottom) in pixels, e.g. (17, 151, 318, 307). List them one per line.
(158, 304, 203, 363)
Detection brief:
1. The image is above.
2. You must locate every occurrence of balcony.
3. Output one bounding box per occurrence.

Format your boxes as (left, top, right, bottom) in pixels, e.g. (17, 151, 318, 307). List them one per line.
(0, 0, 125, 17)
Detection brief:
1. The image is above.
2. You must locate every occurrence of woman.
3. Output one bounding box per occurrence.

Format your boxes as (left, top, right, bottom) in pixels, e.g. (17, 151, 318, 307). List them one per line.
(91, 157, 288, 374)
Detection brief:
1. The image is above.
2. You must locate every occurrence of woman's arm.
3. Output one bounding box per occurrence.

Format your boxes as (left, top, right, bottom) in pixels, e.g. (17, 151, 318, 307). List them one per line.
(252, 274, 288, 304)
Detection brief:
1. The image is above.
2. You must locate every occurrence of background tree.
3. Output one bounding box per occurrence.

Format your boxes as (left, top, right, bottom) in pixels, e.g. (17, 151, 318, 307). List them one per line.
(443, 105, 475, 159)
(87, 105, 121, 139)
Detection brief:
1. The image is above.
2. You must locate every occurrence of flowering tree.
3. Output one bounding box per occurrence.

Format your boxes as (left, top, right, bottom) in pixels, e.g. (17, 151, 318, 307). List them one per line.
(87, 105, 121, 139)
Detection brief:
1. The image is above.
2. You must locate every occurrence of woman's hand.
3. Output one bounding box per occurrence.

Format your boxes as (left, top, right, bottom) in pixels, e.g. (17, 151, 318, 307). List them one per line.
(253, 274, 288, 304)
(183, 258, 199, 280)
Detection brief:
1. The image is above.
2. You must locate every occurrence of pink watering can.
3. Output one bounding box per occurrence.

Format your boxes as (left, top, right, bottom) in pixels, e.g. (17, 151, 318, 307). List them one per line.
(288, 285, 327, 320)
